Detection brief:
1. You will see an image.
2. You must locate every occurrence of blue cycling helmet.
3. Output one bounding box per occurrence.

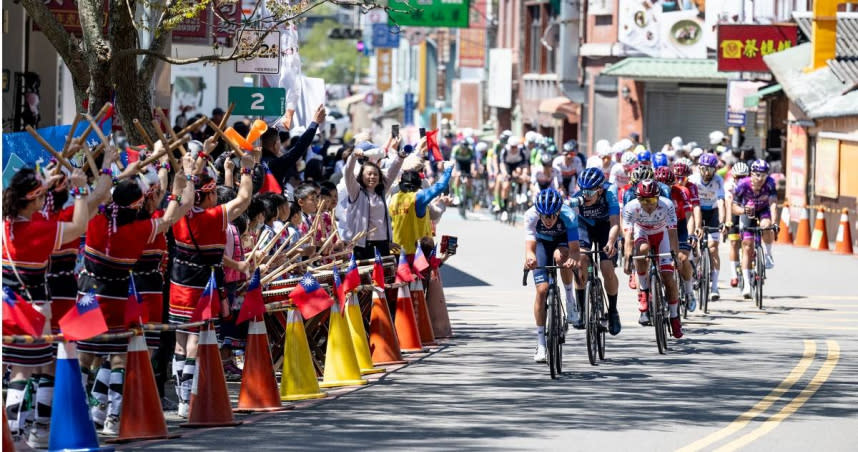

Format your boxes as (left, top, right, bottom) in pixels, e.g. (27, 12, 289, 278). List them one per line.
(750, 159, 770, 173)
(653, 152, 669, 168)
(535, 188, 564, 216)
(578, 167, 606, 190)
(699, 153, 719, 168)
(636, 149, 653, 165)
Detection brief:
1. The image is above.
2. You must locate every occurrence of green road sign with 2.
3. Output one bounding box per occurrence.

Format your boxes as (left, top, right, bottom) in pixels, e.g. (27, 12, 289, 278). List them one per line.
(228, 87, 286, 116)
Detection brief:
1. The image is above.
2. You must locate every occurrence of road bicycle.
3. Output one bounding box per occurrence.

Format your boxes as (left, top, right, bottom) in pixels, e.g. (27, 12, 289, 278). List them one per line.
(633, 250, 675, 354)
(742, 224, 778, 309)
(523, 264, 566, 379)
(581, 244, 608, 365)
(455, 172, 473, 219)
(695, 226, 722, 314)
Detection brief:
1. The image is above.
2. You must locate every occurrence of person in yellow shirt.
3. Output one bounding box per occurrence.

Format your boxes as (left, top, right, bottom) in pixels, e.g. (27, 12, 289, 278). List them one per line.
(389, 160, 454, 258)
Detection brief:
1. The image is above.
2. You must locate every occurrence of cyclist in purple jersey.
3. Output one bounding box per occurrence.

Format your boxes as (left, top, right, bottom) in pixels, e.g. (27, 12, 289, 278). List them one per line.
(731, 159, 779, 298)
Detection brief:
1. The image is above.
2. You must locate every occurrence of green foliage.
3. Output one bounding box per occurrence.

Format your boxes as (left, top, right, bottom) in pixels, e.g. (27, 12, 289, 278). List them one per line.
(300, 19, 368, 85)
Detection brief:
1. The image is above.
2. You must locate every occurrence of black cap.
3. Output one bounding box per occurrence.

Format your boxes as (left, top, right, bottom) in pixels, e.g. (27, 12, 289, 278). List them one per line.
(212, 107, 225, 116)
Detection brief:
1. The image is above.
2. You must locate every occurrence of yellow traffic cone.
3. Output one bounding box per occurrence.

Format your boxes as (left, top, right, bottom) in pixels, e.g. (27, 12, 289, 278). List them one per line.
(345, 293, 385, 375)
(280, 309, 327, 401)
(320, 301, 369, 388)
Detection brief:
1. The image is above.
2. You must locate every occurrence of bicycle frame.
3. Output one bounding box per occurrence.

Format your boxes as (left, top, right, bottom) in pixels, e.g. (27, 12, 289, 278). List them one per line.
(581, 244, 608, 365)
(523, 265, 566, 378)
(634, 251, 674, 354)
(742, 224, 776, 309)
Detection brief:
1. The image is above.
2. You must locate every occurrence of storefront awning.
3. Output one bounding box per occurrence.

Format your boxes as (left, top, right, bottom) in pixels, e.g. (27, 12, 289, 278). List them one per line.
(538, 97, 579, 124)
(744, 84, 783, 108)
(601, 58, 739, 83)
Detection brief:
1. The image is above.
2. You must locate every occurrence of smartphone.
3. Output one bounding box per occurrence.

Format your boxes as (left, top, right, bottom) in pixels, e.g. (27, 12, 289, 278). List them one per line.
(419, 127, 426, 138)
(392, 124, 400, 139)
(440, 235, 458, 255)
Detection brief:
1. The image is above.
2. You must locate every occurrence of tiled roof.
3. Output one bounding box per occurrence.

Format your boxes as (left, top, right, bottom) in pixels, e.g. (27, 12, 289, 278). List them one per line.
(600, 58, 738, 82)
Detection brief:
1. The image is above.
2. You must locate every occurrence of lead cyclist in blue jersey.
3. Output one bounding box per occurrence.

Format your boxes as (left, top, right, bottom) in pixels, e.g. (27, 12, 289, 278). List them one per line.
(524, 188, 581, 363)
(568, 168, 622, 335)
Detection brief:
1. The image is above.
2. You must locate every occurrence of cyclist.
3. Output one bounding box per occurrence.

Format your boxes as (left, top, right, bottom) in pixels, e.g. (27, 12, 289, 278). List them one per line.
(636, 148, 653, 167)
(732, 159, 778, 299)
(724, 161, 750, 288)
(689, 153, 726, 301)
(531, 151, 562, 195)
(622, 165, 670, 206)
(525, 131, 543, 167)
(524, 188, 581, 362)
(622, 180, 683, 338)
(568, 168, 622, 335)
(451, 138, 478, 206)
(553, 140, 584, 198)
(490, 131, 511, 212)
(498, 136, 530, 213)
(611, 151, 636, 194)
(655, 166, 697, 311)
(653, 152, 670, 169)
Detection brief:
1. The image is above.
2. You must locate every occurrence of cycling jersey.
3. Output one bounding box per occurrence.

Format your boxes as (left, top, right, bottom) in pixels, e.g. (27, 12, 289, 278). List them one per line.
(570, 187, 620, 226)
(531, 165, 561, 192)
(668, 186, 692, 221)
(609, 164, 629, 188)
(552, 156, 583, 193)
(452, 144, 475, 162)
(733, 176, 777, 215)
(677, 182, 700, 207)
(500, 146, 528, 174)
(622, 197, 677, 236)
(688, 173, 725, 211)
(524, 204, 579, 244)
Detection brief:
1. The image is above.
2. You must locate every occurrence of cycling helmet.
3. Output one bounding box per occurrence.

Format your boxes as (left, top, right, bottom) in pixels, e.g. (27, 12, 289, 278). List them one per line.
(595, 139, 612, 157)
(654, 166, 675, 185)
(750, 159, 770, 173)
(676, 157, 693, 168)
(614, 138, 634, 154)
(578, 167, 606, 190)
(690, 147, 704, 159)
(731, 161, 750, 178)
(500, 130, 512, 138)
(475, 142, 489, 154)
(636, 179, 660, 198)
(670, 136, 684, 149)
(563, 140, 578, 153)
(525, 131, 540, 144)
(508, 136, 522, 147)
(698, 153, 719, 168)
(636, 149, 653, 165)
(631, 165, 654, 184)
(535, 188, 564, 216)
(539, 152, 554, 166)
(653, 152, 669, 168)
(545, 144, 558, 156)
(709, 130, 726, 145)
(672, 161, 692, 178)
(621, 151, 637, 167)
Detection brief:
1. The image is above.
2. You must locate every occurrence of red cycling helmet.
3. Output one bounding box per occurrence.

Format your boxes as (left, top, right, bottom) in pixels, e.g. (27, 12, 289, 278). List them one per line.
(654, 166, 675, 185)
(636, 179, 659, 198)
(672, 162, 691, 178)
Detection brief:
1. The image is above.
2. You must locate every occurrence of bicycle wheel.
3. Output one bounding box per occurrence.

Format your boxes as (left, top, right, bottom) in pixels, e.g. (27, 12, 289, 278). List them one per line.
(551, 287, 564, 377)
(547, 287, 563, 378)
(585, 281, 598, 366)
(597, 287, 606, 361)
(755, 247, 765, 309)
(698, 248, 711, 314)
(545, 287, 557, 378)
(651, 274, 667, 355)
(736, 262, 744, 291)
(675, 271, 688, 319)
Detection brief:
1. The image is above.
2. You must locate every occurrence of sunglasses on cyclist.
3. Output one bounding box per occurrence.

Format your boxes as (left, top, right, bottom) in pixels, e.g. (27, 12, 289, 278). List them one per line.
(751, 171, 766, 177)
(582, 189, 599, 198)
(540, 213, 559, 220)
(639, 197, 658, 206)
(700, 166, 715, 174)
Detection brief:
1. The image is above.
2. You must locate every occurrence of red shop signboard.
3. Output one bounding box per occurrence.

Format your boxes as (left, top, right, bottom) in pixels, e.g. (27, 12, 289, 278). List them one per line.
(717, 24, 798, 72)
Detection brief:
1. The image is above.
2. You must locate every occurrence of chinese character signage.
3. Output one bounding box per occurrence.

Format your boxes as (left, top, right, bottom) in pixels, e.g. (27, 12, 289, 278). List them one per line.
(235, 30, 281, 74)
(717, 25, 798, 72)
(372, 24, 400, 49)
(388, 0, 470, 29)
(376, 48, 392, 92)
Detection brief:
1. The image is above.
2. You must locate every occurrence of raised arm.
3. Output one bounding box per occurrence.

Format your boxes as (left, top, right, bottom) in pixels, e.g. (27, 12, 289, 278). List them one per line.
(155, 154, 196, 234)
(58, 169, 91, 243)
(225, 153, 255, 222)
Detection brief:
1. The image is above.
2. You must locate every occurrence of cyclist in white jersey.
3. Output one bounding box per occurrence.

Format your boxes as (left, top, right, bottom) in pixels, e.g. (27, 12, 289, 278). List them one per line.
(531, 152, 562, 196)
(553, 144, 583, 197)
(622, 180, 683, 337)
(688, 153, 726, 300)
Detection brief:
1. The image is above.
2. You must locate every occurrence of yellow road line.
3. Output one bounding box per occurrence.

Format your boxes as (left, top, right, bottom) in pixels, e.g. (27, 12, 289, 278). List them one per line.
(713, 340, 840, 452)
(675, 340, 816, 452)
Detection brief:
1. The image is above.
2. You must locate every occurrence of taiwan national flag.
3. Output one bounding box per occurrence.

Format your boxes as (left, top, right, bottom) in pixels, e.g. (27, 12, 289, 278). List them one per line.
(331, 265, 347, 312)
(342, 253, 361, 295)
(372, 247, 386, 289)
(290, 273, 334, 319)
(2, 287, 46, 337)
(259, 164, 282, 194)
(395, 248, 414, 284)
(191, 270, 219, 322)
(413, 243, 430, 277)
(425, 129, 444, 162)
(124, 274, 144, 326)
(59, 289, 108, 341)
(237, 268, 265, 324)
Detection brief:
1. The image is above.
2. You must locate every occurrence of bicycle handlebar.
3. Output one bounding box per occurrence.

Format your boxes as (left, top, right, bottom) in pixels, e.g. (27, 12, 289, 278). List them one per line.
(741, 225, 779, 232)
(632, 252, 673, 260)
(522, 265, 578, 286)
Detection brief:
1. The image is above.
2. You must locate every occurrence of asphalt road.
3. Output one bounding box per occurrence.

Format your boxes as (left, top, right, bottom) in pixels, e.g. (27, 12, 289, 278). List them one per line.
(135, 211, 858, 451)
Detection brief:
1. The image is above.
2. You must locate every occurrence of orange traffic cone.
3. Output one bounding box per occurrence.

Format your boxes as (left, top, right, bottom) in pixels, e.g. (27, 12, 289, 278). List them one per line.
(426, 272, 453, 339)
(777, 203, 792, 244)
(834, 209, 854, 255)
(237, 320, 287, 412)
(110, 333, 175, 443)
(369, 288, 406, 366)
(794, 207, 811, 247)
(411, 280, 437, 346)
(181, 326, 242, 428)
(810, 208, 830, 251)
(395, 285, 425, 353)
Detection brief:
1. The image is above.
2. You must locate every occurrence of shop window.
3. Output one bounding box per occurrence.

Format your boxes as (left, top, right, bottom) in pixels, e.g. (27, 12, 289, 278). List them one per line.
(840, 141, 858, 197)
(595, 15, 612, 26)
(524, 2, 554, 74)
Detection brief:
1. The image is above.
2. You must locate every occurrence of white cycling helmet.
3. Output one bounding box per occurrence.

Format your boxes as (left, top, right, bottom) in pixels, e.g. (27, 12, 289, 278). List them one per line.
(524, 131, 540, 144)
(709, 130, 725, 145)
(586, 155, 603, 169)
(670, 136, 684, 149)
(690, 147, 704, 159)
(475, 141, 489, 153)
(508, 136, 522, 147)
(613, 138, 634, 154)
(595, 139, 612, 157)
(500, 130, 512, 139)
(621, 151, 637, 166)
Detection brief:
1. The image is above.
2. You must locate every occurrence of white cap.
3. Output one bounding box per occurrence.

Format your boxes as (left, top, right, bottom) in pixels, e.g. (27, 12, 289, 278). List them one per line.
(595, 139, 612, 157)
(586, 155, 603, 168)
(709, 130, 725, 145)
(670, 136, 684, 149)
